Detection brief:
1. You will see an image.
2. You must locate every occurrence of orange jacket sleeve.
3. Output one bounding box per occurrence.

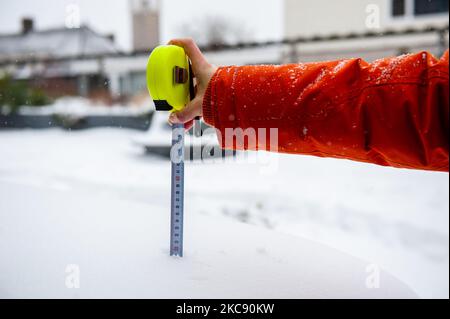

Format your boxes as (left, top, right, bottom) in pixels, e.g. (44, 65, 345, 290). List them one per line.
(202, 51, 449, 172)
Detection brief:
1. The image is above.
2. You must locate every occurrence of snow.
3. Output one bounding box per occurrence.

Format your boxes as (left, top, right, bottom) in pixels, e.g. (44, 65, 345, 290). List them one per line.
(15, 97, 154, 117)
(0, 182, 415, 299)
(0, 128, 448, 298)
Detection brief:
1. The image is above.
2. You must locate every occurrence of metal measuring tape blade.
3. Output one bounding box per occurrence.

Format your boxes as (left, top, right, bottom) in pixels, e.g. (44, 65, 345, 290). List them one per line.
(170, 123, 185, 256)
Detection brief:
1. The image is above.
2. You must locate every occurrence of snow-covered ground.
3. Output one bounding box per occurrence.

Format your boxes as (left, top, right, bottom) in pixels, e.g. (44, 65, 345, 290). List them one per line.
(2, 97, 154, 117)
(0, 127, 448, 298)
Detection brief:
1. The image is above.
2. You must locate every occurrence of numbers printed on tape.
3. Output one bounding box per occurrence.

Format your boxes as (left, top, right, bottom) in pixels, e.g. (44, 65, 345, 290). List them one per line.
(170, 124, 185, 257)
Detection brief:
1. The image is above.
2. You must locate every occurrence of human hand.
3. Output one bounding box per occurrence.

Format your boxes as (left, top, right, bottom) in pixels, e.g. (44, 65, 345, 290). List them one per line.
(167, 38, 217, 129)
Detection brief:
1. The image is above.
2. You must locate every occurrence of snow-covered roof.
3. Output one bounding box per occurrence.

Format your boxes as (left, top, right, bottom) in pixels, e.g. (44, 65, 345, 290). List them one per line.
(0, 25, 121, 62)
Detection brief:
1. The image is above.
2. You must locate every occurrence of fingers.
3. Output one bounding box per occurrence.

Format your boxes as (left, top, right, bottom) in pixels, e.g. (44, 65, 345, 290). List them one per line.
(168, 38, 209, 74)
(168, 97, 202, 125)
(168, 118, 193, 131)
(166, 39, 209, 129)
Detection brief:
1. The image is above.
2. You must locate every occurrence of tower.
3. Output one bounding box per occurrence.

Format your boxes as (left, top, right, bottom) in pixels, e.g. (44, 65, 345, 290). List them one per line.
(131, 0, 160, 51)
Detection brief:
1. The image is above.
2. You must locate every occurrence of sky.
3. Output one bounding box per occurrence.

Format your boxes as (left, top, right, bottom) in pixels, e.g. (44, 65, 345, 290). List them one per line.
(0, 0, 284, 51)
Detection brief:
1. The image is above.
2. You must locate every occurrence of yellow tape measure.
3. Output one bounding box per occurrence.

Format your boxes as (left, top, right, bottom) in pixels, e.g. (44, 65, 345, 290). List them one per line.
(146, 45, 193, 257)
(146, 45, 192, 112)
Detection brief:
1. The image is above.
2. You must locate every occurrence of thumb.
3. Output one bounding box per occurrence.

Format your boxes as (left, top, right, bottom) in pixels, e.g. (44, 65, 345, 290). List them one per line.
(169, 97, 202, 124)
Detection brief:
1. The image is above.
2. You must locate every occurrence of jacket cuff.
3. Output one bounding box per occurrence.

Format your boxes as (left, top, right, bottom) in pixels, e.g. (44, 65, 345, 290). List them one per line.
(202, 69, 220, 128)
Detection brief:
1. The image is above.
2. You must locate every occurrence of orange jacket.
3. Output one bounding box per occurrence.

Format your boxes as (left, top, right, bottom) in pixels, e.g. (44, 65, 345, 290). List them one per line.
(203, 51, 449, 172)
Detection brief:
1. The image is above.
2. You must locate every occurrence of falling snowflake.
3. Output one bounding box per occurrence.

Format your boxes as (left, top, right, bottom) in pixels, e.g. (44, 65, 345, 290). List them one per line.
(303, 126, 308, 136)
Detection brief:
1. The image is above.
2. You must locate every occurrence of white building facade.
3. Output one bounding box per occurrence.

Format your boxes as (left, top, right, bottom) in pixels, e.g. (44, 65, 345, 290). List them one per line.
(283, 0, 449, 62)
(285, 0, 448, 37)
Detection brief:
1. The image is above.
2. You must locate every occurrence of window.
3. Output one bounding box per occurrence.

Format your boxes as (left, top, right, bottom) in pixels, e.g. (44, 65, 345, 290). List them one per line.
(414, 0, 449, 15)
(393, 0, 406, 16)
(392, 0, 449, 18)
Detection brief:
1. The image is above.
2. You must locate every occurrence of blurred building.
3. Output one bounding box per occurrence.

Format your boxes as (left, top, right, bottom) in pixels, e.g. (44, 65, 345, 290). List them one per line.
(285, 0, 448, 37)
(0, 0, 447, 103)
(0, 0, 162, 102)
(0, 19, 119, 61)
(283, 0, 449, 62)
(131, 0, 160, 51)
(111, 0, 161, 99)
(201, 0, 448, 68)
(0, 18, 120, 98)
